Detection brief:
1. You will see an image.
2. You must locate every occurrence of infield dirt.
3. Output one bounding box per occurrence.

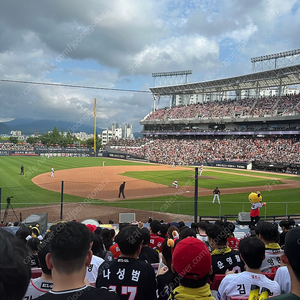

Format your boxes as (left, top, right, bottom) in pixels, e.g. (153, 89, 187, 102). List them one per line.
(17, 165, 299, 223)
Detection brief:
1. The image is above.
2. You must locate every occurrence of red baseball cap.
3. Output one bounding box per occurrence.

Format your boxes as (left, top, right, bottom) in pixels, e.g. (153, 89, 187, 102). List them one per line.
(172, 237, 211, 280)
(86, 224, 97, 233)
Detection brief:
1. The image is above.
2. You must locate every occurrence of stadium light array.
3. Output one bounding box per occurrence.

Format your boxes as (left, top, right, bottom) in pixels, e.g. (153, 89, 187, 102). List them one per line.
(251, 49, 300, 63)
(152, 70, 192, 77)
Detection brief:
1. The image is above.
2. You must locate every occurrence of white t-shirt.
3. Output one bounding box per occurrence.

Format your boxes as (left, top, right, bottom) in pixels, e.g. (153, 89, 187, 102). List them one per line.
(86, 255, 104, 285)
(23, 277, 53, 299)
(260, 247, 283, 273)
(196, 233, 208, 243)
(274, 266, 291, 294)
(217, 271, 280, 300)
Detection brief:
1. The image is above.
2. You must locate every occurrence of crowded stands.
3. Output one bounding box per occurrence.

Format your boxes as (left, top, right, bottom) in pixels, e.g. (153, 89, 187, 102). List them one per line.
(144, 94, 300, 122)
(2, 217, 298, 299)
(111, 137, 300, 165)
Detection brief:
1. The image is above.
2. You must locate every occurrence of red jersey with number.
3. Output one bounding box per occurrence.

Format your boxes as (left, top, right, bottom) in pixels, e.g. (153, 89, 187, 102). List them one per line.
(149, 234, 165, 252)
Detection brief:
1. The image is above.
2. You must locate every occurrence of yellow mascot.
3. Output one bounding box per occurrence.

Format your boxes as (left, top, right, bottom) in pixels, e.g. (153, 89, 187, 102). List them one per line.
(249, 191, 266, 225)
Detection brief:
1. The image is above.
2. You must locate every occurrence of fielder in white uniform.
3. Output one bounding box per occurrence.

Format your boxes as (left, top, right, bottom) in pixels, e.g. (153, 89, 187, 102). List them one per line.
(103, 160, 105, 167)
(172, 179, 178, 188)
(199, 165, 203, 176)
(51, 166, 54, 177)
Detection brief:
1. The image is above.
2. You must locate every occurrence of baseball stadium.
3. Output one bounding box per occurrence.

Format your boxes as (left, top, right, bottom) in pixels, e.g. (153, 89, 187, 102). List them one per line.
(1, 49, 300, 232)
(1, 49, 300, 299)
(3, 3, 300, 299)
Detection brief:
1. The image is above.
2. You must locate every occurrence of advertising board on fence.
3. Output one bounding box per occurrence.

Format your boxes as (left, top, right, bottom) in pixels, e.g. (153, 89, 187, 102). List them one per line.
(203, 161, 249, 169)
(0, 150, 9, 156)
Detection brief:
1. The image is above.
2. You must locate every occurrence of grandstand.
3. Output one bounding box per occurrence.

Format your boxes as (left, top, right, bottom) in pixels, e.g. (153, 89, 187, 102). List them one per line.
(109, 49, 300, 174)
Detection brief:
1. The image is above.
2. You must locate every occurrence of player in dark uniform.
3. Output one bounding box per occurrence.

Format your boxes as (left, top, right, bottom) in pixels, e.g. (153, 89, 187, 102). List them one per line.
(207, 224, 245, 281)
(212, 187, 220, 203)
(96, 225, 158, 300)
(20, 164, 24, 175)
(118, 182, 126, 198)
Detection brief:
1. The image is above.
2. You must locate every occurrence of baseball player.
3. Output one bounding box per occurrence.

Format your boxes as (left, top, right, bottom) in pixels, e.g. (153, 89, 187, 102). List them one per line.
(103, 160, 105, 167)
(51, 166, 54, 177)
(199, 165, 203, 176)
(172, 179, 178, 188)
(212, 187, 220, 203)
(20, 164, 24, 175)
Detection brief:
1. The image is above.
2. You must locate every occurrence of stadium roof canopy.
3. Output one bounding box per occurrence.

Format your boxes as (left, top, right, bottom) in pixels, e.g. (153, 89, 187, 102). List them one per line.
(149, 64, 300, 96)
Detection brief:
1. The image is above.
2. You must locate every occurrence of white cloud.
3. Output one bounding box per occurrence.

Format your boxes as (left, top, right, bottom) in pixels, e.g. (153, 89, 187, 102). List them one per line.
(0, 0, 299, 132)
(133, 35, 219, 74)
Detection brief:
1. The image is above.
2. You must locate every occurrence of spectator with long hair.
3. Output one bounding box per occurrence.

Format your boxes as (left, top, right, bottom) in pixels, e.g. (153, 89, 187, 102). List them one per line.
(101, 228, 113, 251)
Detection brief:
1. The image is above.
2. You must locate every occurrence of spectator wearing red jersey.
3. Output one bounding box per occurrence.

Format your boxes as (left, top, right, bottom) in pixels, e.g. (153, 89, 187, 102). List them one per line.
(149, 220, 165, 253)
(224, 221, 239, 251)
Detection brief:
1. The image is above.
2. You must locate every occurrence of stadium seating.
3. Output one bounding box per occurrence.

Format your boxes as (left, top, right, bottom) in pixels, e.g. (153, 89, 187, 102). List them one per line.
(143, 94, 300, 122)
(113, 137, 300, 166)
(210, 274, 225, 290)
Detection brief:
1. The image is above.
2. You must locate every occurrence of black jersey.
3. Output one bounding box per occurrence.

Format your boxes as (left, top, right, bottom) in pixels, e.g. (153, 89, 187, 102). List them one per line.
(213, 188, 220, 195)
(139, 246, 159, 264)
(36, 286, 119, 300)
(210, 249, 245, 281)
(96, 257, 158, 300)
(157, 270, 179, 300)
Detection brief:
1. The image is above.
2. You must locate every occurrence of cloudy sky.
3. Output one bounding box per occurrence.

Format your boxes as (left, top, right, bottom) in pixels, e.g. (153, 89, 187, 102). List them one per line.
(0, 0, 300, 132)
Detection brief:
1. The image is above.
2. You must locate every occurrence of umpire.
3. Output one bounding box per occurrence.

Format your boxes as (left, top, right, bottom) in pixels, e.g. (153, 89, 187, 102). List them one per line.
(118, 181, 126, 199)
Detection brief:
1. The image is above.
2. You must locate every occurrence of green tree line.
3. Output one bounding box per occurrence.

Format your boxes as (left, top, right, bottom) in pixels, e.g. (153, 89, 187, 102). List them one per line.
(6, 127, 102, 148)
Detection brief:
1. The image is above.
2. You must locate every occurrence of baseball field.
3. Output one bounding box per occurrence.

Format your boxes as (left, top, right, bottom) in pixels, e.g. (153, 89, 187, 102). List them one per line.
(0, 156, 299, 223)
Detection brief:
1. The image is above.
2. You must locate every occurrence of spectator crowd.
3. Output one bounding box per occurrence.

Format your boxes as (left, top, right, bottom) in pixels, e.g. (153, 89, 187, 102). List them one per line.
(144, 94, 300, 121)
(111, 137, 300, 165)
(1, 216, 299, 300)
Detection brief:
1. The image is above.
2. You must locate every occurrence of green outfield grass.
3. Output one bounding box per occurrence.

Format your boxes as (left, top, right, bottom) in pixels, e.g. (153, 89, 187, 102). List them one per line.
(0, 156, 299, 217)
(104, 187, 300, 217)
(206, 167, 300, 181)
(122, 170, 284, 189)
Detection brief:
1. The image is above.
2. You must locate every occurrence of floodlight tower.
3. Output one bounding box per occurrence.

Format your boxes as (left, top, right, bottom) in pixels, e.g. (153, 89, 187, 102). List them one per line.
(151, 70, 192, 111)
(251, 49, 300, 72)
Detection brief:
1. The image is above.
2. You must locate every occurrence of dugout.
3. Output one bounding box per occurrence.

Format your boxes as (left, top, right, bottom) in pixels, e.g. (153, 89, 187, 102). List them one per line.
(252, 161, 288, 173)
